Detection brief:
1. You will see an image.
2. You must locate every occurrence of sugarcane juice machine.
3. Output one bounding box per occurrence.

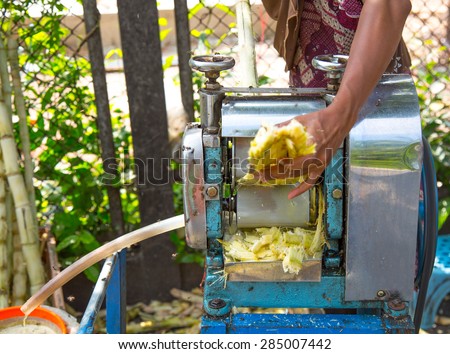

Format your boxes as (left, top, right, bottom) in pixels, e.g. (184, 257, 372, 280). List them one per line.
(182, 54, 429, 334)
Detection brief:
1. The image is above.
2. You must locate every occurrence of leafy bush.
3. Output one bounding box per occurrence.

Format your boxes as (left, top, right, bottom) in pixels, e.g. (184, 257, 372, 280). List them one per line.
(415, 60, 450, 230)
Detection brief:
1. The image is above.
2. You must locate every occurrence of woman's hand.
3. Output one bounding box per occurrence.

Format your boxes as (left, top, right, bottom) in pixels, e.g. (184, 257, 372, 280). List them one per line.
(261, 102, 358, 199)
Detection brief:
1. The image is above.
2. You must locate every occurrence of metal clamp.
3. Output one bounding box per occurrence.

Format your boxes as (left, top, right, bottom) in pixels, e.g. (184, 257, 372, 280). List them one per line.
(312, 54, 349, 92)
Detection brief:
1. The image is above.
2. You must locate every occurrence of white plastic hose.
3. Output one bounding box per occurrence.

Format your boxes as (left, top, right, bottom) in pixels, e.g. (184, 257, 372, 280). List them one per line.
(21, 215, 185, 316)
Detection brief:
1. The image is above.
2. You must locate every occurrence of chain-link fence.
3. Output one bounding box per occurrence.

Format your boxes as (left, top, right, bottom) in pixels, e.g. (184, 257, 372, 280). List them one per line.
(405, 0, 449, 68)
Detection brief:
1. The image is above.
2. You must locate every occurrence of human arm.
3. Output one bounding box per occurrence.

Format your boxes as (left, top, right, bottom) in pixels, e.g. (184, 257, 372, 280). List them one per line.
(263, 0, 412, 199)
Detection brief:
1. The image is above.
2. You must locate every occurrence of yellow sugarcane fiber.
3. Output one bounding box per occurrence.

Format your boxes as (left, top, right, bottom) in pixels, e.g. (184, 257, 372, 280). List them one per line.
(241, 120, 316, 185)
(223, 188, 326, 274)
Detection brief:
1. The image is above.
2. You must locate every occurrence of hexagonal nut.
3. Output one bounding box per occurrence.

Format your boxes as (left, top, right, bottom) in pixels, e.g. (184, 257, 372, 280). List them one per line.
(332, 188, 343, 199)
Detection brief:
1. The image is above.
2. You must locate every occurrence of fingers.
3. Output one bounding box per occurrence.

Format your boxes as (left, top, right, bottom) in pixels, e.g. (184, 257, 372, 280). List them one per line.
(288, 173, 322, 199)
(275, 118, 295, 128)
(262, 155, 323, 181)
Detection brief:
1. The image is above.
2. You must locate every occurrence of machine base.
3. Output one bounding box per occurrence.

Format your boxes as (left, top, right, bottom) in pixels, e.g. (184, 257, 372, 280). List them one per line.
(201, 313, 415, 334)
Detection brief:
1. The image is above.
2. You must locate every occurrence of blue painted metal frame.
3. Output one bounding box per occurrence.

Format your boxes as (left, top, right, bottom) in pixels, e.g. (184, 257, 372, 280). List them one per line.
(204, 146, 232, 317)
(106, 249, 126, 333)
(223, 275, 382, 309)
(323, 149, 344, 269)
(201, 313, 413, 334)
(78, 251, 126, 334)
(324, 149, 344, 240)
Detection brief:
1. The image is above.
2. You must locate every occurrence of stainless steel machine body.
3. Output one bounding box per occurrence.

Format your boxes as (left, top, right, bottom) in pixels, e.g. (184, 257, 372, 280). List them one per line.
(182, 55, 422, 320)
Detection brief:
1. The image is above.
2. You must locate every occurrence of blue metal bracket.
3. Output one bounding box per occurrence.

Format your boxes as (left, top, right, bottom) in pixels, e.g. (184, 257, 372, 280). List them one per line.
(205, 147, 222, 240)
(204, 145, 231, 317)
(324, 148, 344, 240)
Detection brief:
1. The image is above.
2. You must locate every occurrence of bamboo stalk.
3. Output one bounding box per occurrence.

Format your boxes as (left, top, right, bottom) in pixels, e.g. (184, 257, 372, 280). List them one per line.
(7, 38, 37, 231)
(236, 0, 258, 87)
(11, 211, 27, 305)
(0, 147, 8, 308)
(0, 102, 45, 296)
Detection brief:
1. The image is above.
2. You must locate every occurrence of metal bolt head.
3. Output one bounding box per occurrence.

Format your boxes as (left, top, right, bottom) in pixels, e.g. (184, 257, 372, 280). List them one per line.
(206, 186, 218, 198)
(332, 188, 343, 199)
(208, 298, 226, 309)
(377, 290, 386, 298)
(388, 300, 406, 311)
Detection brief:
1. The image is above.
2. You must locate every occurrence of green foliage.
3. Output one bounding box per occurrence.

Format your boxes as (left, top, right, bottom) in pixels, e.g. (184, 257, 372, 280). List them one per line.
(415, 60, 450, 230)
(170, 231, 205, 266)
(257, 75, 273, 87)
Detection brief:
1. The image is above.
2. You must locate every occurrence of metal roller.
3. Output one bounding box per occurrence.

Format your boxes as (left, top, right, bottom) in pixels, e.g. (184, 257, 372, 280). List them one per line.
(236, 185, 310, 228)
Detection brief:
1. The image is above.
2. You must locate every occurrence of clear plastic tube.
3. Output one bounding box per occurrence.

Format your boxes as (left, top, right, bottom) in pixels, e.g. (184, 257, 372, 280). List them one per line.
(21, 215, 185, 316)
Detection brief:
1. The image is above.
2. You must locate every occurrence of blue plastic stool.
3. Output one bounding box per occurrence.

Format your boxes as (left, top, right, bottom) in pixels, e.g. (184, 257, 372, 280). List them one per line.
(420, 235, 450, 329)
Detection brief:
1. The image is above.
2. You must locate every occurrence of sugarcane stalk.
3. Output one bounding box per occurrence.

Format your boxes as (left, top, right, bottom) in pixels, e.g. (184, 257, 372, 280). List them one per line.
(0, 147, 8, 308)
(236, 0, 258, 87)
(0, 35, 10, 308)
(0, 38, 12, 116)
(11, 211, 27, 305)
(0, 102, 45, 295)
(7, 38, 37, 230)
(5, 187, 13, 305)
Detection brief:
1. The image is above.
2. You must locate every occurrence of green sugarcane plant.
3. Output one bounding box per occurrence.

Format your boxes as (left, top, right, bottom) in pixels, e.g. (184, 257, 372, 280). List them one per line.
(0, 101, 46, 295)
(0, 39, 11, 117)
(0, 148, 8, 308)
(5, 188, 13, 306)
(236, 0, 257, 87)
(11, 211, 27, 305)
(0, 37, 10, 308)
(7, 38, 37, 229)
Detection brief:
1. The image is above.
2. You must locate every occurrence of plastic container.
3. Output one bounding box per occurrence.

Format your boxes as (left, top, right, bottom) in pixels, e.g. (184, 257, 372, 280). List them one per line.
(0, 306, 67, 334)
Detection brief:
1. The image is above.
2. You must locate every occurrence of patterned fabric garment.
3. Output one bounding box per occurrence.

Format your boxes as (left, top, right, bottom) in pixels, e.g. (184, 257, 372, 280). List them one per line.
(290, 0, 409, 88)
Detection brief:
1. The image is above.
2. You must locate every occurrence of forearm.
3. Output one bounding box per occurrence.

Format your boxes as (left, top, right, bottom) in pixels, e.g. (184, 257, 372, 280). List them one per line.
(331, 0, 412, 130)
